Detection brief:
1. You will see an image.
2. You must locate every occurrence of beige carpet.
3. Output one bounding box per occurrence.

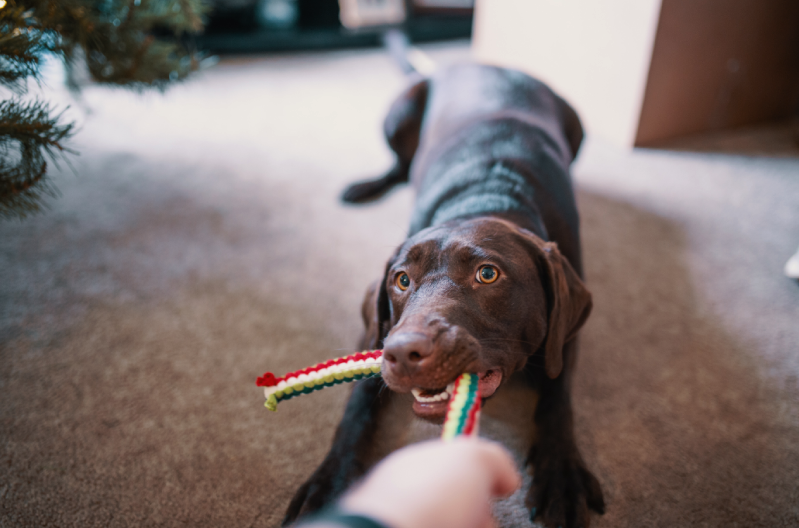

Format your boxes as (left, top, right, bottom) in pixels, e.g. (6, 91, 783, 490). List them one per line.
(2, 42, 798, 527)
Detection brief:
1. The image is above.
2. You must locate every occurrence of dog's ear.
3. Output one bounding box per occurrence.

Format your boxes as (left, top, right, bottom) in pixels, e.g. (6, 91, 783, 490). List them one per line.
(534, 240, 592, 379)
(358, 279, 382, 351)
(359, 249, 400, 350)
(375, 250, 401, 347)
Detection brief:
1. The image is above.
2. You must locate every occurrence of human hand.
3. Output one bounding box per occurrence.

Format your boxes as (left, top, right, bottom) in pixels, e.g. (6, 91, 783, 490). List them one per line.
(339, 438, 521, 528)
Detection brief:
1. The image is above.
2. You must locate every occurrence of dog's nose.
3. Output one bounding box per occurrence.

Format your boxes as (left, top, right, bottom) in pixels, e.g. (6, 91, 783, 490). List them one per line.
(382, 332, 433, 374)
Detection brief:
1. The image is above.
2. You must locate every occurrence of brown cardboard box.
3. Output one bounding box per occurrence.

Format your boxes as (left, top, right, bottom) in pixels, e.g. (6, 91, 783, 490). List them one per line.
(473, 0, 799, 148)
(637, 0, 799, 146)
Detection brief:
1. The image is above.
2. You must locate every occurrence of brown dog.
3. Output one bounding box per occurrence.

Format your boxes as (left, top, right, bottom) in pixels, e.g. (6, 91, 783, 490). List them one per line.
(284, 64, 604, 528)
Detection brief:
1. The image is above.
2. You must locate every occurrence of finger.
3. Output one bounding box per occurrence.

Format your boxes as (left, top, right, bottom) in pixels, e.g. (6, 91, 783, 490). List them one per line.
(480, 512, 499, 528)
(470, 440, 522, 498)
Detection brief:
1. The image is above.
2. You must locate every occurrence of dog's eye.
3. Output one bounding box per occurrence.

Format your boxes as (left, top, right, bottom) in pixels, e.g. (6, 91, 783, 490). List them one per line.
(396, 272, 411, 291)
(476, 265, 499, 284)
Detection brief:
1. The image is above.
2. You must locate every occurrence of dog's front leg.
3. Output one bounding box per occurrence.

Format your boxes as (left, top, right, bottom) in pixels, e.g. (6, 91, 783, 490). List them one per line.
(526, 345, 605, 528)
(282, 376, 391, 525)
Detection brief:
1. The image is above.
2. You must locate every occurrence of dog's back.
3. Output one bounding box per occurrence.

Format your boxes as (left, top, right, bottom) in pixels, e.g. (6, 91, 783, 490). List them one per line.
(408, 64, 585, 272)
(413, 64, 581, 169)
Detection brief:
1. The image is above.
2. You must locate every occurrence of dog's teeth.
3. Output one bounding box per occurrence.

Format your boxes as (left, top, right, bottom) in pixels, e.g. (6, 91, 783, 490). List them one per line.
(411, 388, 451, 403)
(446, 382, 455, 396)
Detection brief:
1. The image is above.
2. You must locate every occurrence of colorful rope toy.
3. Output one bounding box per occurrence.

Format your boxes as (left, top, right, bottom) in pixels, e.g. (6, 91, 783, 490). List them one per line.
(441, 372, 481, 440)
(256, 350, 383, 412)
(256, 350, 481, 439)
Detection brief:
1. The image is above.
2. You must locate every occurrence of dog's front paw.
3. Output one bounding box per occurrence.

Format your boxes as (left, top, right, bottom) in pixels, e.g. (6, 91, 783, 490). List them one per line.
(281, 464, 346, 526)
(282, 449, 368, 527)
(281, 477, 327, 525)
(526, 449, 605, 528)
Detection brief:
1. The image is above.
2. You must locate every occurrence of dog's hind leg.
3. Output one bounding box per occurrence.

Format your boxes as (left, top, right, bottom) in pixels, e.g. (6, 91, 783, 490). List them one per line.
(341, 78, 428, 203)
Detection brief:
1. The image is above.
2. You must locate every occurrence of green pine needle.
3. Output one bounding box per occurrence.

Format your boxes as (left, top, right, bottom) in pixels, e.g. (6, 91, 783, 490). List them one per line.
(0, 98, 75, 219)
(0, 0, 209, 219)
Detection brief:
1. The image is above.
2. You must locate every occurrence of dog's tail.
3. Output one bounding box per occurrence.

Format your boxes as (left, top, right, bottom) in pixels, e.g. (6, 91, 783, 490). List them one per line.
(382, 29, 437, 77)
(341, 31, 432, 204)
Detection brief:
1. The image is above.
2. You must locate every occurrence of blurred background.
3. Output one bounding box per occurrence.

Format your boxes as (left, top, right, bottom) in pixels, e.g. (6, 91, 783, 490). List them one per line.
(1, 1, 798, 527)
(202, 0, 473, 52)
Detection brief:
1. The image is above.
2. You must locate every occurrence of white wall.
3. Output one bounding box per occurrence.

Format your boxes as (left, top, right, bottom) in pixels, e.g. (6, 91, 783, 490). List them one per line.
(472, 0, 662, 147)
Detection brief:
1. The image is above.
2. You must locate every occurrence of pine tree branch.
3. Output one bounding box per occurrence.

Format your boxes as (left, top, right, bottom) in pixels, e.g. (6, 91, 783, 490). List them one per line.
(0, 98, 75, 219)
(0, 3, 50, 89)
(38, 0, 208, 88)
(0, 0, 209, 220)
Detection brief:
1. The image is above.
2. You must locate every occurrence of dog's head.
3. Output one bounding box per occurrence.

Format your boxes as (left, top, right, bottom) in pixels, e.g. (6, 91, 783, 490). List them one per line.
(361, 216, 592, 421)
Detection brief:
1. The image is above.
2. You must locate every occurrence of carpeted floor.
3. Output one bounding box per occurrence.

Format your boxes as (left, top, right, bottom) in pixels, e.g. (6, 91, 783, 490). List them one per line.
(1, 42, 798, 527)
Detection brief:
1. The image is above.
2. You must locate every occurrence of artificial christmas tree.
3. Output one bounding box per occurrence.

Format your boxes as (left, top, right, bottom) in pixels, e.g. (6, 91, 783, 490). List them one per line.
(0, 0, 207, 219)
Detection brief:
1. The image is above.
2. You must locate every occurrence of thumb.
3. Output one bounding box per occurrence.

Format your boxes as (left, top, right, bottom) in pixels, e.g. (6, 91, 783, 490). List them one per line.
(476, 441, 522, 498)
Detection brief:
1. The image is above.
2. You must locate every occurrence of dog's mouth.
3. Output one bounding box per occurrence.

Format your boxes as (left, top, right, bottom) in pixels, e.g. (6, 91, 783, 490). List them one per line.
(410, 369, 503, 422)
